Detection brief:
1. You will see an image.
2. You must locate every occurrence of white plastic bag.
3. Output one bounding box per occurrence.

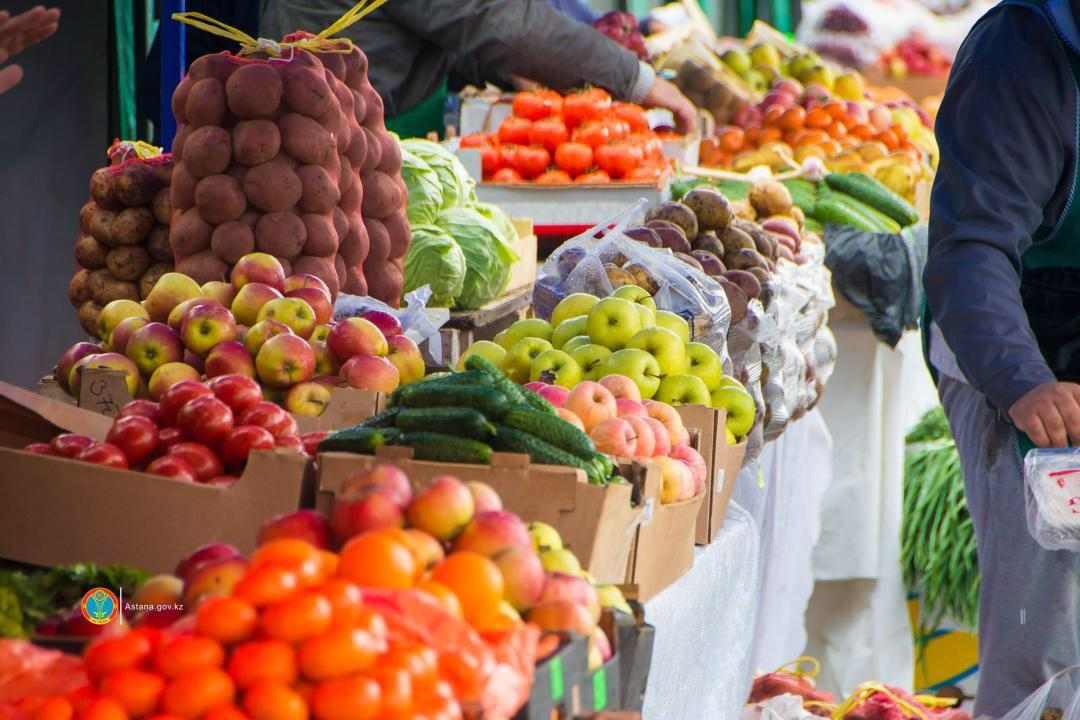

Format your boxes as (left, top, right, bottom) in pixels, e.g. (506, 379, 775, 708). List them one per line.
(333, 287, 451, 364)
(1024, 449, 1080, 552)
(986, 666, 1080, 720)
(740, 694, 818, 720)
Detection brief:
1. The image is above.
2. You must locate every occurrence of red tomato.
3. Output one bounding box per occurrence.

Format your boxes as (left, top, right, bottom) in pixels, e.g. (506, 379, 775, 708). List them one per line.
(512, 91, 551, 121)
(239, 402, 298, 439)
(167, 442, 225, 483)
(491, 167, 523, 183)
(624, 163, 664, 181)
(301, 432, 329, 457)
(497, 116, 532, 146)
(23, 443, 51, 454)
(562, 92, 608, 129)
(553, 142, 593, 176)
(220, 425, 276, 470)
(458, 133, 491, 148)
(147, 455, 198, 483)
(612, 103, 650, 132)
(177, 396, 235, 446)
(512, 146, 551, 179)
(479, 146, 502, 178)
(595, 142, 641, 178)
(116, 400, 160, 425)
(605, 119, 631, 141)
(575, 170, 611, 184)
(497, 144, 517, 167)
(527, 117, 569, 155)
(49, 433, 94, 458)
(106, 415, 160, 466)
(158, 426, 187, 453)
(275, 435, 304, 453)
(629, 133, 663, 161)
(207, 375, 263, 416)
(572, 121, 611, 148)
(76, 442, 129, 469)
(535, 170, 572, 184)
(159, 381, 214, 427)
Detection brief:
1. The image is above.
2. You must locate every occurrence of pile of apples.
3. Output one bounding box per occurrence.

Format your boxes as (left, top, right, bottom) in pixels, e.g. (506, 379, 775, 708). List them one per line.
(23, 375, 327, 484)
(881, 36, 951, 79)
(456, 287, 756, 443)
(54, 251, 425, 418)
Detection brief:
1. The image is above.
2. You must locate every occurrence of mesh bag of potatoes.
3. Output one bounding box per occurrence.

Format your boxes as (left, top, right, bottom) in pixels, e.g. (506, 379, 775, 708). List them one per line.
(71, 140, 175, 337)
(168, 8, 410, 306)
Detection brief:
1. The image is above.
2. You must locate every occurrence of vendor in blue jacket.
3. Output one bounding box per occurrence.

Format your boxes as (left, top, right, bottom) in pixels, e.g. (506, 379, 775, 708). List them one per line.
(925, 0, 1080, 715)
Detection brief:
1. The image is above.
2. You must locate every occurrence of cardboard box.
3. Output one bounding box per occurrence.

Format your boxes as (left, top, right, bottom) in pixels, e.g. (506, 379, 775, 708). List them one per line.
(622, 462, 704, 602)
(512, 632, 589, 720)
(614, 605, 654, 712)
(0, 380, 112, 448)
(316, 446, 645, 584)
(862, 66, 949, 102)
(292, 387, 384, 434)
(674, 405, 747, 544)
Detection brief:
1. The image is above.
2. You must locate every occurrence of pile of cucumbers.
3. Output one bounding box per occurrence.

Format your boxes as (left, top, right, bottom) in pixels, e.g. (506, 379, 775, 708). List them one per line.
(784, 172, 919, 235)
(318, 356, 616, 485)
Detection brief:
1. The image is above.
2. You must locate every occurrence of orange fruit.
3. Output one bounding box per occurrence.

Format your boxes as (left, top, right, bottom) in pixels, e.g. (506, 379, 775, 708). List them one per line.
(717, 127, 745, 154)
(160, 668, 235, 720)
(850, 124, 875, 140)
(195, 596, 258, 645)
(430, 552, 503, 626)
(259, 591, 333, 643)
(782, 130, 805, 147)
(779, 107, 806, 131)
(762, 105, 785, 127)
(758, 127, 783, 144)
(242, 682, 308, 720)
(203, 707, 248, 720)
(250, 540, 327, 585)
(155, 636, 224, 678)
(402, 530, 445, 576)
(298, 627, 380, 682)
(805, 107, 832, 129)
(311, 676, 381, 720)
(84, 634, 154, 680)
(233, 566, 299, 607)
(337, 534, 416, 590)
(318, 552, 338, 578)
(877, 128, 900, 151)
(227, 641, 297, 689)
(825, 101, 847, 119)
(818, 139, 841, 156)
(316, 579, 364, 628)
(370, 666, 411, 719)
(79, 698, 128, 720)
(380, 645, 438, 697)
(144, 716, 186, 720)
(797, 129, 830, 147)
(743, 126, 764, 147)
(32, 697, 74, 720)
(100, 670, 165, 718)
(413, 581, 462, 619)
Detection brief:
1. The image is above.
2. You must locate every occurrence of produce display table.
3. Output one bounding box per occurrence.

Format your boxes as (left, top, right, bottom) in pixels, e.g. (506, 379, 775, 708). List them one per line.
(641, 502, 760, 720)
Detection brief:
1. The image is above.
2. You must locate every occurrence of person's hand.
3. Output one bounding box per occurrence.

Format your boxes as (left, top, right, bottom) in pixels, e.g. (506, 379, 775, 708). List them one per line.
(1009, 381, 1080, 448)
(642, 76, 697, 134)
(0, 6, 60, 96)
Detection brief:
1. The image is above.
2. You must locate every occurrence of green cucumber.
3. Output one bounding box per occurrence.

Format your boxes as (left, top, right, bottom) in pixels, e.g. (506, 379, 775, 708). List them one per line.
(491, 425, 601, 482)
(521, 387, 558, 416)
(811, 197, 879, 233)
(318, 426, 402, 455)
(393, 383, 511, 418)
(464, 355, 528, 407)
(394, 406, 495, 439)
(358, 407, 400, 428)
(502, 406, 595, 460)
(399, 432, 493, 464)
(824, 172, 919, 226)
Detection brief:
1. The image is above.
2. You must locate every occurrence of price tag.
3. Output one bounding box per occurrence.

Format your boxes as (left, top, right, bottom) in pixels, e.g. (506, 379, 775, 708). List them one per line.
(639, 497, 655, 527)
(78, 367, 131, 418)
(592, 668, 608, 711)
(715, 468, 726, 494)
(549, 656, 564, 702)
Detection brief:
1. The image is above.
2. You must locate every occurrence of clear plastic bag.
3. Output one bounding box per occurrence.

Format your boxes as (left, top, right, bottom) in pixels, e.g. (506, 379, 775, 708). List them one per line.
(985, 666, 1080, 720)
(334, 286, 451, 363)
(1023, 448, 1080, 552)
(654, 39, 757, 125)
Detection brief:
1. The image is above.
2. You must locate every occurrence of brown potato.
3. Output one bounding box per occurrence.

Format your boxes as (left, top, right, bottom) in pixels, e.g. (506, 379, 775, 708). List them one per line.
(183, 126, 232, 178)
(79, 202, 98, 235)
(232, 119, 281, 166)
(297, 165, 341, 214)
(195, 174, 247, 224)
(226, 63, 283, 119)
(360, 171, 401, 220)
(279, 113, 334, 165)
(115, 163, 160, 207)
(69, 269, 93, 307)
(106, 246, 151, 281)
(292, 255, 339, 297)
(185, 77, 227, 128)
(89, 208, 117, 245)
(86, 269, 110, 301)
(89, 167, 122, 210)
(96, 276, 139, 304)
(211, 221, 255, 264)
(301, 213, 339, 257)
(147, 226, 172, 262)
(171, 77, 193, 125)
(363, 257, 403, 307)
(342, 265, 367, 296)
(112, 207, 156, 246)
(282, 64, 332, 118)
(718, 226, 755, 256)
(170, 208, 213, 257)
(238, 210, 260, 229)
(170, 163, 197, 212)
(255, 212, 306, 259)
(75, 235, 108, 269)
(726, 248, 768, 271)
(139, 262, 172, 299)
(176, 251, 228, 284)
(243, 158, 303, 212)
(375, 132, 402, 175)
(152, 187, 172, 225)
(171, 125, 192, 158)
(333, 207, 349, 241)
(338, 216, 369, 265)
(382, 211, 411, 260)
(78, 300, 103, 337)
(359, 127, 382, 173)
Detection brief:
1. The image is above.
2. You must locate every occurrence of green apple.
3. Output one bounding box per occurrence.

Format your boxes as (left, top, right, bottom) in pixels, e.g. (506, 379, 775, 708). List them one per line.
(501, 337, 552, 383)
(626, 327, 687, 376)
(685, 341, 723, 390)
(562, 335, 593, 354)
(551, 315, 588, 349)
(505, 318, 553, 347)
(612, 285, 657, 313)
(716, 375, 746, 392)
(655, 310, 690, 343)
(635, 304, 656, 329)
(711, 385, 756, 437)
(529, 349, 583, 388)
(551, 293, 599, 327)
(586, 297, 642, 351)
(598, 348, 662, 399)
(654, 374, 712, 407)
(494, 329, 512, 349)
(720, 48, 752, 75)
(570, 344, 613, 381)
(457, 340, 506, 372)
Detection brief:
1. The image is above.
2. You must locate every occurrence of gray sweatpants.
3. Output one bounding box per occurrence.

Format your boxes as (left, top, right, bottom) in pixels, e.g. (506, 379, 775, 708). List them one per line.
(938, 377, 1080, 717)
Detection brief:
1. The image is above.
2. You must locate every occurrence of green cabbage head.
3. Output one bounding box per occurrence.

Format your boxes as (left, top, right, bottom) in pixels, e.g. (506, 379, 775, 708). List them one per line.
(402, 224, 467, 307)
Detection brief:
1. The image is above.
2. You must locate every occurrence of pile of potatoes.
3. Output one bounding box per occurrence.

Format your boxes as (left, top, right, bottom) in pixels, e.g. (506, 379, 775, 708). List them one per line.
(70, 153, 175, 337)
(168, 34, 410, 305)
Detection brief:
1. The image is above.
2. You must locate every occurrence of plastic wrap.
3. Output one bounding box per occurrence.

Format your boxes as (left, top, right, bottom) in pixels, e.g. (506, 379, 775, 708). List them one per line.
(334, 286, 450, 363)
(988, 666, 1080, 720)
(1023, 448, 1080, 552)
(728, 300, 769, 462)
(655, 40, 757, 125)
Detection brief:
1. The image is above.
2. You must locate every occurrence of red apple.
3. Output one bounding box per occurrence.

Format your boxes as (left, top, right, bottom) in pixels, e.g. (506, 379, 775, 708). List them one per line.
(147, 455, 198, 482)
(49, 434, 94, 458)
(590, 417, 637, 457)
(341, 354, 399, 392)
(257, 297, 317, 340)
(204, 340, 256, 379)
(245, 319, 293, 356)
(175, 542, 242, 582)
(183, 349, 205, 375)
(285, 288, 332, 326)
(537, 385, 570, 409)
(167, 442, 224, 483)
(258, 509, 333, 549)
(255, 334, 316, 388)
(201, 281, 237, 307)
(301, 431, 329, 457)
(181, 303, 238, 357)
(284, 273, 331, 296)
(176, 395, 234, 446)
(55, 342, 101, 393)
(231, 282, 284, 327)
(106, 415, 159, 466)
(232, 252, 286, 292)
(275, 434, 304, 452)
(285, 381, 332, 416)
(219, 424, 276, 469)
(239, 401, 298, 439)
(359, 310, 403, 337)
(69, 352, 140, 397)
(341, 466, 412, 507)
(76, 442, 129, 469)
(159, 380, 214, 427)
(332, 485, 404, 541)
(207, 374, 263, 415)
(23, 442, 52, 455)
(157, 426, 187, 453)
(385, 335, 424, 385)
(147, 362, 201, 402)
(309, 339, 338, 377)
(108, 316, 150, 357)
(326, 317, 388, 363)
(116, 399, 160, 424)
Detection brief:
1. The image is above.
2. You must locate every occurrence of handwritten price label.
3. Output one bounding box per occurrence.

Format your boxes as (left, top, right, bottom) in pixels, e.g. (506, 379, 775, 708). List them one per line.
(78, 368, 131, 417)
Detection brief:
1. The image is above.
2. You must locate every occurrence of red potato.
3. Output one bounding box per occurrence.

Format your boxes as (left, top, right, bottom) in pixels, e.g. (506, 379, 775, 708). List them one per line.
(225, 63, 283, 119)
(382, 210, 411, 260)
(336, 110, 353, 152)
(232, 119, 281, 166)
(171, 125, 192, 158)
(210, 221, 256, 263)
(339, 216, 369, 266)
(333, 80, 354, 119)
(171, 77, 192, 125)
(363, 217, 390, 264)
(282, 64, 332, 118)
(243, 157, 303, 212)
(226, 163, 248, 189)
(147, 226, 173, 261)
(339, 175, 362, 214)
(296, 165, 340, 215)
(194, 174, 247, 224)
(344, 47, 369, 91)
(343, 122, 367, 168)
(350, 88, 367, 127)
(278, 113, 335, 165)
(176, 251, 228, 284)
(315, 95, 344, 137)
(343, 265, 367, 296)
(334, 254, 347, 291)
(170, 163, 197, 212)
(359, 127, 382, 172)
(320, 52, 347, 82)
(185, 78, 227, 128)
(170, 207, 213, 257)
(255, 211, 306, 259)
(364, 257, 403, 307)
(332, 207, 349, 242)
(358, 83, 384, 129)
(188, 53, 239, 84)
(279, 257, 293, 277)
(375, 133, 402, 175)
(238, 210, 260, 229)
(182, 126, 232, 178)
(337, 158, 354, 193)
(292, 255, 339, 298)
(300, 213, 339, 257)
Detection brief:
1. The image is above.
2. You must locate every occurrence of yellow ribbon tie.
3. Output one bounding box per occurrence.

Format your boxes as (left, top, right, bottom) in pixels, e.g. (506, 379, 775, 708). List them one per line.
(774, 656, 821, 679)
(831, 683, 927, 720)
(108, 139, 164, 161)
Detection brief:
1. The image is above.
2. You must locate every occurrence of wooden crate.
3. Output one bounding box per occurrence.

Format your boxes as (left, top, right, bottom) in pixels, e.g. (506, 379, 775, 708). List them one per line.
(421, 286, 533, 370)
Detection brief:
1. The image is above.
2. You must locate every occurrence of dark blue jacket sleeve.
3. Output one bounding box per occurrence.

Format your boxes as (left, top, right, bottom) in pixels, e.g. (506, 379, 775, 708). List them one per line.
(545, 0, 600, 25)
(926, 62, 1061, 413)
